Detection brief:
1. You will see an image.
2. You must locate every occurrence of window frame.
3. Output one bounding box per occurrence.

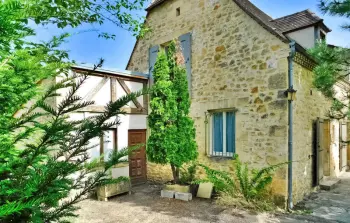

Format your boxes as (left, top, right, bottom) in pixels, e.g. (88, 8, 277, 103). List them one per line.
(208, 108, 237, 158)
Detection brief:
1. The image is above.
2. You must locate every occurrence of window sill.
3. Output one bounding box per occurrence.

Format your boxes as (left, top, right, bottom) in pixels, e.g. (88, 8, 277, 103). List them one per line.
(207, 155, 236, 161)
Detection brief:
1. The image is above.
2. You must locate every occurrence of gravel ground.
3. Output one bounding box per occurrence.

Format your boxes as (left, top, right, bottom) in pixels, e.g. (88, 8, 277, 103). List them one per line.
(75, 174, 350, 223)
(74, 183, 280, 223)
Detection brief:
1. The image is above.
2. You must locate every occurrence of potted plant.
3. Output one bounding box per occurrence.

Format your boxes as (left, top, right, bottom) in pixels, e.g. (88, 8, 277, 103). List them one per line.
(95, 147, 134, 201)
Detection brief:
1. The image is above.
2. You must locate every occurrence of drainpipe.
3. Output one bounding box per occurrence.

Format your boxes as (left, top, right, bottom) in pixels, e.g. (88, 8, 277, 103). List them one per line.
(287, 41, 296, 210)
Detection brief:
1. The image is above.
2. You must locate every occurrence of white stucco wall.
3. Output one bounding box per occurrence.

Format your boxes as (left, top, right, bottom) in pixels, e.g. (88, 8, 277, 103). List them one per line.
(117, 114, 147, 149)
(286, 26, 315, 49)
(58, 70, 147, 179)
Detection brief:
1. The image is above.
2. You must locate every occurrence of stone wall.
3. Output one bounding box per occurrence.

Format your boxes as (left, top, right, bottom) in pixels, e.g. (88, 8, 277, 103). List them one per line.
(292, 61, 331, 202)
(128, 0, 291, 197)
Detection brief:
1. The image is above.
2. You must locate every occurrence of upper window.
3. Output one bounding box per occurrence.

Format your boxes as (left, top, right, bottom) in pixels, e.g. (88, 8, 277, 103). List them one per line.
(176, 7, 181, 16)
(210, 111, 236, 157)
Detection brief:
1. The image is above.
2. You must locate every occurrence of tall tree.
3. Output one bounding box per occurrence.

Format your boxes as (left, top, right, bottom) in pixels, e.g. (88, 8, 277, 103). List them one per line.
(147, 42, 198, 183)
(308, 0, 350, 118)
(0, 0, 148, 221)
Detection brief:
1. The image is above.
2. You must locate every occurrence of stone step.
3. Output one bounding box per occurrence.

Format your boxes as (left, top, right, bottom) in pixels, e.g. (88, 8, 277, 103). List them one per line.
(320, 179, 341, 191)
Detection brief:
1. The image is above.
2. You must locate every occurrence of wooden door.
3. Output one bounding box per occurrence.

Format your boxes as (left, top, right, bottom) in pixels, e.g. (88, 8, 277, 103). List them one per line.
(313, 118, 330, 186)
(340, 121, 348, 172)
(317, 119, 324, 183)
(128, 129, 147, 184)
(323, 120, 330, 176)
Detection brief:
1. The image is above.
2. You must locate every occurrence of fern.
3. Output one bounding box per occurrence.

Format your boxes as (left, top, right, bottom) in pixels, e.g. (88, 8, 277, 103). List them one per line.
(198, 155, 287, 203)
(197, 164, 235, 194)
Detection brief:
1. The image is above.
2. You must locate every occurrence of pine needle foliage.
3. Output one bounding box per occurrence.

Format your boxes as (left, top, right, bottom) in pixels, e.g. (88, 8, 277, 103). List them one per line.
(147, 41, 198, 183)
(309, 1, 350, 119)
(0, 0, 149, 221)
(0, 62, 148, 222)
(319, 0, 350, 30)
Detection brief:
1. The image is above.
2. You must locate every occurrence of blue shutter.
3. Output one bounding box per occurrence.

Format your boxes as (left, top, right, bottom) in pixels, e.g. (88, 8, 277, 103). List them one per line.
(226, 112, 236, 153)
(179, 33, 192, 95)
(149, 45, 160, 85)
(213, 113, 223, 154)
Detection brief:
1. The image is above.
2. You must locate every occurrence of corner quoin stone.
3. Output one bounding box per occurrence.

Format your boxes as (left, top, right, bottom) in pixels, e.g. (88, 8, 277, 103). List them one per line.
(161, 190, 175, 199)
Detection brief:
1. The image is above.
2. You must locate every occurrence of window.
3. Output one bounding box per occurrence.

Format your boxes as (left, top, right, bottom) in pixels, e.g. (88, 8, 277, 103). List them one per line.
(100, 129, 117, 162)
(210, 111, 236, 157)
(176, 7, 181, 16)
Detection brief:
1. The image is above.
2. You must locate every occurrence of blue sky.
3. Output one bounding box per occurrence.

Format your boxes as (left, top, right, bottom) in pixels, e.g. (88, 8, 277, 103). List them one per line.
(33, 0, 350, 70)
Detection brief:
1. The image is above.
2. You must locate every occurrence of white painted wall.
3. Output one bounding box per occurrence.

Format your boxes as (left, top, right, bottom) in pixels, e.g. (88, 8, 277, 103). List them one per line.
(116, 80, 144, 108)
(58, 70, 147, 179)
(286, 26, 315, 49)
(118, 114, 147, 149)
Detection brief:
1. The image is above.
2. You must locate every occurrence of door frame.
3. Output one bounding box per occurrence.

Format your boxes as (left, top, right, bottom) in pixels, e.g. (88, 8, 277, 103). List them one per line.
(128, 129, 147, 184)
(339, 121, 348, 172)
(313, 118, 330, 186)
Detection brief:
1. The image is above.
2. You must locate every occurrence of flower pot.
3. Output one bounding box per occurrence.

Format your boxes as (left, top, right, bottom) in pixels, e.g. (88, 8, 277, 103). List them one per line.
(96, 164, 131, 201)
(164, 184, 190, 193)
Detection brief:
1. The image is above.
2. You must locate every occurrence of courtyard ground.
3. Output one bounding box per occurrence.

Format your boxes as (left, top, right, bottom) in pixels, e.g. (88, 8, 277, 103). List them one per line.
(75, 172, 350, 223)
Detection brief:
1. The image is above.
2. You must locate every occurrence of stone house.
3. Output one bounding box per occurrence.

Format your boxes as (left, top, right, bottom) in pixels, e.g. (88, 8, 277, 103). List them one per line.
(127, 0, 349, 206)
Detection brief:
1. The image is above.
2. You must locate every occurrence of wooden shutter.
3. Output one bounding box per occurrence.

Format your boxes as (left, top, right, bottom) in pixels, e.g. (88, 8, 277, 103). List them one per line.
(213, 113, 223, 154)
(149, 45, 160, 85)
(179, 33, 192, 94)
(226, 112, 235, 153)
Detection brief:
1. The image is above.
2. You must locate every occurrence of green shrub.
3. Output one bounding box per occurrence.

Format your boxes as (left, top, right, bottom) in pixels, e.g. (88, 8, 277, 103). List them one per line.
(179, 162, 197, 185)
(198, 155, 287, 210)
(196, 164, 235, 194)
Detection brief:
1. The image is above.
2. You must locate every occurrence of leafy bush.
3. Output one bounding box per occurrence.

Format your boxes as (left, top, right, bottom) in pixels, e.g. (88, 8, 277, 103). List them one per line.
(196, 164, 235, 194)
(198, 155, 287, 210)
(179, 162, 198, 185)
(234, 155, 286, 201)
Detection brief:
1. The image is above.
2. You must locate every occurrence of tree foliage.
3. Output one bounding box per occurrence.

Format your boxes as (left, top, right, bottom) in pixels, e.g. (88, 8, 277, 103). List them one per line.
(309, 1, 350, 119)
(0, 64, 147, 222)
(0, 0, 148, 221)
(147, 42, 198, 183)
(319, 0, 350, 30)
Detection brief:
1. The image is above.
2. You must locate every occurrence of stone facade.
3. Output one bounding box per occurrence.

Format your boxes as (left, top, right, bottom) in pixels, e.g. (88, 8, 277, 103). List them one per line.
(292, 62, 331, 202)
(127, 0, 336, 204)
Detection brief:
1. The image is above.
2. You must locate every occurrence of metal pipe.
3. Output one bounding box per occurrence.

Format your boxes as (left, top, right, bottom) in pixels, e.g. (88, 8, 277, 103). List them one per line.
(287, 41, 296, 210)
(204, 112, 209, 156)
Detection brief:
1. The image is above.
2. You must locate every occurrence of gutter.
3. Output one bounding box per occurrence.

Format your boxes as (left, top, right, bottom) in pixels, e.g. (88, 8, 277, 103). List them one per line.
(287, 40, 296, 210)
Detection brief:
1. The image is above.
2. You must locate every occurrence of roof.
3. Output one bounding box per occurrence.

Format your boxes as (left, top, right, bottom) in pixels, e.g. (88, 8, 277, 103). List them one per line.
(146, 0, 167, 11)
(72, 65, 149, 80)
(272, 9, 331, 33)
(230, 0, 287, 42)
(146, 0, 331, 39)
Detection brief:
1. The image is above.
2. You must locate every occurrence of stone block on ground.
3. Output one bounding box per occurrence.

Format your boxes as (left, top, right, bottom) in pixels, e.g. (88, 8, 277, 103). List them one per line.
(175, 192, 192, 201)
(320, 179, 341, 191)
(161, 190, 175, 199)
(196, 182, 213, 199)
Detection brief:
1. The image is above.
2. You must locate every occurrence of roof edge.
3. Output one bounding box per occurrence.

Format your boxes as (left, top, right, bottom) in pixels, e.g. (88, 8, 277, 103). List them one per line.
(72, 65, 149, 80)
(146, 0, 167, 11)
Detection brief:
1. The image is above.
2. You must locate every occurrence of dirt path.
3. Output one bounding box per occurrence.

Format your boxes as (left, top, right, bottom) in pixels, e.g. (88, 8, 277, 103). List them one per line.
(74, 183, 279, 223)
(75, 174, 350, 223)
